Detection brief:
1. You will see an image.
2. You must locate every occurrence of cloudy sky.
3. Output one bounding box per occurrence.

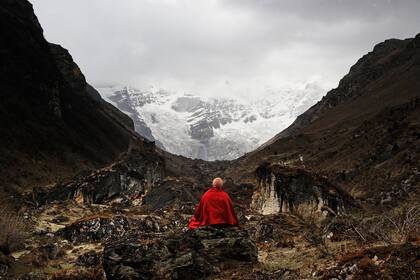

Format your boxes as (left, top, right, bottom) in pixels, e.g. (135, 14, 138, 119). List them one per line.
(31, 0, 420, 99)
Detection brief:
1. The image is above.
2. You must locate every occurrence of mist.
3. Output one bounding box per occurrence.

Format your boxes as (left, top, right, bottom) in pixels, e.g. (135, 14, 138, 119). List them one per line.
(31, 0, 420, 99)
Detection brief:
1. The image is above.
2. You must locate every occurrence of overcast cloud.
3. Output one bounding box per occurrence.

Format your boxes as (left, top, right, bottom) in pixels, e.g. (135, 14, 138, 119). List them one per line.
(31, 0, 420, 99)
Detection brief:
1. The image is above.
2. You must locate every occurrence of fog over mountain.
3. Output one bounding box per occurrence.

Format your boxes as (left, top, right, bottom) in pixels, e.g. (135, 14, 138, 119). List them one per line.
(31, 0, 420, 100)
(97, 83, 324, 160)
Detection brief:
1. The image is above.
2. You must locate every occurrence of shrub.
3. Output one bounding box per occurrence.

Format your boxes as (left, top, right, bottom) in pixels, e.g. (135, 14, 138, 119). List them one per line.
(292, 206, 331, 255)
(324, 204, 420, 244)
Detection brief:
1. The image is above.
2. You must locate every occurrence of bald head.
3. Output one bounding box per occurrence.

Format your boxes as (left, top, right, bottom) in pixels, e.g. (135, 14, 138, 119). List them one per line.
(212, 177, 224, 189)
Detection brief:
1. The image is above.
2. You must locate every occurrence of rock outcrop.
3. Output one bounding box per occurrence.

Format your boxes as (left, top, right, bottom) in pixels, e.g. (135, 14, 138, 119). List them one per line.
(252, 163, 355, 215)
(58, 215, 130, 244)
(58, 214, 166, 245)
(103, 227, 258, 280)
(32, 149, 164, 206)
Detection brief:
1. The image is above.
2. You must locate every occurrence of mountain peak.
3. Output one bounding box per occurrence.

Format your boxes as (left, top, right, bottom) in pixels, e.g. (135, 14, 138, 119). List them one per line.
(97, 84, 325, 160)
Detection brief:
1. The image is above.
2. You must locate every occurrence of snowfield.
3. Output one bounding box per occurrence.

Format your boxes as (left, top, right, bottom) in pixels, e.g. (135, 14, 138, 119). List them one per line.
(96, 84, 325, 160)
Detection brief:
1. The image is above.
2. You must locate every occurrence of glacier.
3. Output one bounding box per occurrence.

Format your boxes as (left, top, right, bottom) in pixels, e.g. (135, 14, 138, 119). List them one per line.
(96, 84, 325, 161)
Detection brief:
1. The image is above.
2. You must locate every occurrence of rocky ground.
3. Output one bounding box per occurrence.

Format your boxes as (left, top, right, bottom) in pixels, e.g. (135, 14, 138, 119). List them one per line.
(1, 145, 418, 280)
(1, 165, 418, 280)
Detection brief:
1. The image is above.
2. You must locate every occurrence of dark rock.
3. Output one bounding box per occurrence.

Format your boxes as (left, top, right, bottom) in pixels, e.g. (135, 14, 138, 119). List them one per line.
(58, 215, 130, 244)
(19, 243, 64, 267)
(103, 227, 257, 280)
(107, 87, 164, 147)
(32, 149, 164, 206)
(0, 263, 8, 278)
(142, 178, 200, 211)
(129, 215, 163, 233)
(254, 163, 356, 215)
(38, 243, 60, 260)
(76, 251, 101, 267)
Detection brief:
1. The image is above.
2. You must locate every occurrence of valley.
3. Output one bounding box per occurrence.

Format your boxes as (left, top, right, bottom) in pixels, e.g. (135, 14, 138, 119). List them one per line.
(0, 1, 419, 279)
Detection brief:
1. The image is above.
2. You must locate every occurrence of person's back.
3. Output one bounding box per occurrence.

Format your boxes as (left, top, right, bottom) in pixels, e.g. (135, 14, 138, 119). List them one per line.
(188, 178, 239, 230)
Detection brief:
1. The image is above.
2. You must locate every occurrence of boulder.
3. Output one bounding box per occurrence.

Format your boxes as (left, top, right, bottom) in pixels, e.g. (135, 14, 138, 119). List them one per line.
(31, 150, 164, 207)
(58, 215, 129, 244)
(253, 163, 355, 215)
(103, 227, 258, 280)
(57, 214, 167, 245)
(76, 251, 102, 267)
(128, 215, 163, 233)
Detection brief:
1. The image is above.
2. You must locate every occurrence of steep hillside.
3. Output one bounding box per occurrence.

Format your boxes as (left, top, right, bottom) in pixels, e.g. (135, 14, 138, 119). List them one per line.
(0, 0, 224, 207)
(0, 0, 142, 193)
(228, 34, 420, 205)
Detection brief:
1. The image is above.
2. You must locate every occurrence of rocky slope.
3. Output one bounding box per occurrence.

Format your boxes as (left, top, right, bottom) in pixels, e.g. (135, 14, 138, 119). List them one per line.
(97, 84, 324, 160)
(228, 34, 420, 207)
(0, 0, 147, 196)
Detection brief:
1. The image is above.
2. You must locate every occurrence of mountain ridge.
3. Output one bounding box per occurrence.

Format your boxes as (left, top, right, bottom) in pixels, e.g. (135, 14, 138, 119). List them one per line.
(97, 83, 325, 160)
(228, 33, 420, 205)
(267, 35, 419, 142)
(0, 0, 144, 193)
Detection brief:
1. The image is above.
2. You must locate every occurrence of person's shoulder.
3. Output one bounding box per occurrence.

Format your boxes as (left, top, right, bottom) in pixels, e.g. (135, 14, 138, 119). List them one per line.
(202, 187, 214, 196)
(220, 190, 231, 198)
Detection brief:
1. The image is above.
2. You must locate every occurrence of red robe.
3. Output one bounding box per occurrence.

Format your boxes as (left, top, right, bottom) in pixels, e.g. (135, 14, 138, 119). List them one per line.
(188, 187, 239, 230)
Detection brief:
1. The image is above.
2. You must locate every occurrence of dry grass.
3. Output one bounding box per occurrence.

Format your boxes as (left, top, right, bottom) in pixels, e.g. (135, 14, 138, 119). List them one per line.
(49, 268, 105, 280)
(0, 205, 29, 254)
(325, 204, 420, 244)
(290, 205, 332, 256)
(292, 203, 326, 224)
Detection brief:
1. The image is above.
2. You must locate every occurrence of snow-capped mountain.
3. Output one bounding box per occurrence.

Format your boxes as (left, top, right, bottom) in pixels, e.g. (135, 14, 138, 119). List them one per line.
(97, 84, 325, 160)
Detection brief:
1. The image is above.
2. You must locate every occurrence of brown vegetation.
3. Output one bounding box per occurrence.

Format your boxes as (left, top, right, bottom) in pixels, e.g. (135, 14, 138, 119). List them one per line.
(49, 268, 105, 280)
(0, 205, 29, 255)
(325, 204, 420, 244)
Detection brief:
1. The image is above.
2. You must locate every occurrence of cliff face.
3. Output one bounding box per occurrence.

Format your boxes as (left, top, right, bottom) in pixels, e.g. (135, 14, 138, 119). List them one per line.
(0, 0, 138, 191)
(252, 163, 355, 216)
(229, 34, 420, 206)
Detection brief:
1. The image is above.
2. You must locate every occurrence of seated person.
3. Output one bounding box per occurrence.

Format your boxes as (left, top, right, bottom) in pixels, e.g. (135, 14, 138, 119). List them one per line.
(188, 177, 239, 230)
